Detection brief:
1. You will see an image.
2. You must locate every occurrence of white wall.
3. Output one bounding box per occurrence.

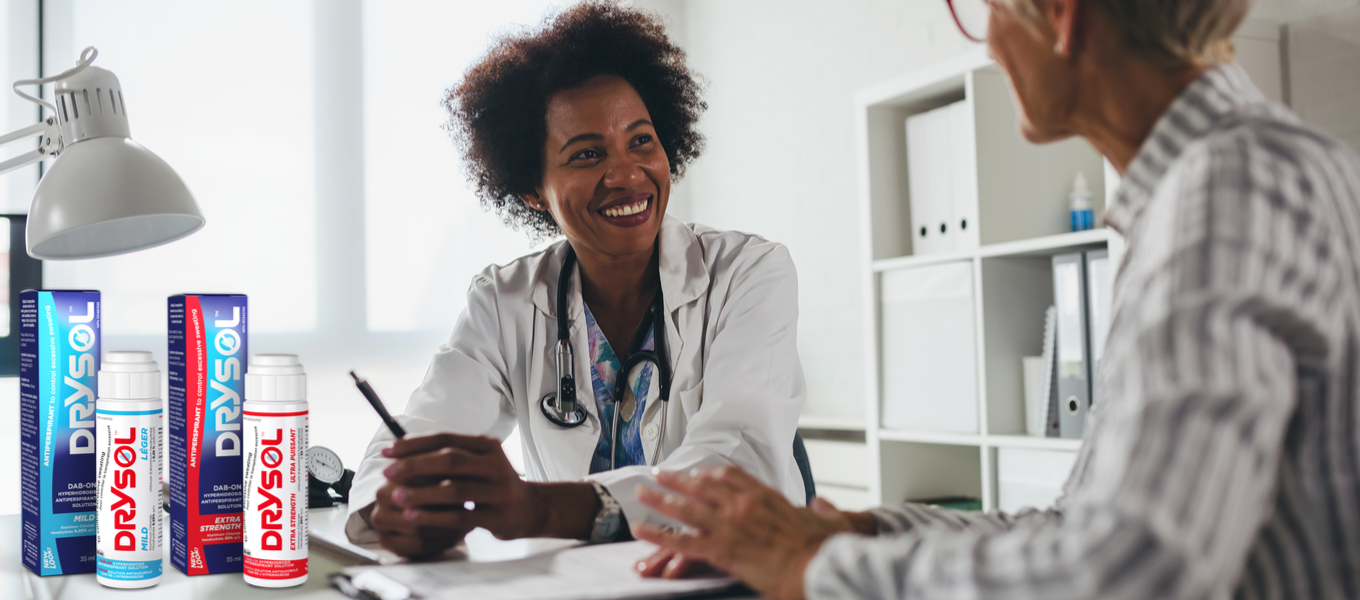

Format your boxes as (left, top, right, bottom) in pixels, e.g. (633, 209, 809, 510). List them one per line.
(1286, 4, 1360, 153)
(680, 0, 972, 420)
(630, 0, 693, 222)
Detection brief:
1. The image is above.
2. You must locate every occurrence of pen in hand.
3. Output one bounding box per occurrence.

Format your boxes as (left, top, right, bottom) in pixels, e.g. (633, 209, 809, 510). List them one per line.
(350, 370, 406, 439)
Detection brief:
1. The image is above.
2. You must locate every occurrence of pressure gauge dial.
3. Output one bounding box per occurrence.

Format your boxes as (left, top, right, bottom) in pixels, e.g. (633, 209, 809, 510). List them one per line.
(309, 445, 345, 485)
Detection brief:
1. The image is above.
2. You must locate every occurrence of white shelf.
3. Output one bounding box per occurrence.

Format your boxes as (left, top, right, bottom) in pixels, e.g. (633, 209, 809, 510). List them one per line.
(877, 430, 1082, 453)
(871, 249, 974, 273)
(797, 415, 867, 432)
(871, 228, 1111, 272)
(985, 435, 1082, 452)
(977, 228, 1111, 258)
(877, 429, 983, 446)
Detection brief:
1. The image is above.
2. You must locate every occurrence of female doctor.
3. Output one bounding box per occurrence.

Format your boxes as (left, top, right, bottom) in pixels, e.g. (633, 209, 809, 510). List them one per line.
(345, 2, 808, 557)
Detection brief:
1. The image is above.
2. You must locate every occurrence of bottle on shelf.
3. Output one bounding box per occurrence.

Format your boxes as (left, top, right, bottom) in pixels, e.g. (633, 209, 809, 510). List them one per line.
(1069, 172, 1094, 232)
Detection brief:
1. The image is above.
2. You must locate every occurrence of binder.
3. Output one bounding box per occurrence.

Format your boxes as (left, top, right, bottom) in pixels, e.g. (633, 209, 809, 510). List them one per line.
(880, 261, 979, 433)
(949, 101, 979, 251)
(1084, 250, 1113, 405)
(906, 101, 977, 255)
(907, 107, 948, 254)
(1052, 252, 1091, 439)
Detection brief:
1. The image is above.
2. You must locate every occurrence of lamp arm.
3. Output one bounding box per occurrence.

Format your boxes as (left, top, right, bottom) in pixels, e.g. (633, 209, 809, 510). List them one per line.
(0, 121, 47, 147)
(0, 117, 63, 177)
(0, 148, 45, 177)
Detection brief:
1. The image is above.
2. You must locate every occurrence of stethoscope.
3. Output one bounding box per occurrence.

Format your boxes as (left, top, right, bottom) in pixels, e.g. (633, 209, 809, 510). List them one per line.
(540, 247, 673, 470)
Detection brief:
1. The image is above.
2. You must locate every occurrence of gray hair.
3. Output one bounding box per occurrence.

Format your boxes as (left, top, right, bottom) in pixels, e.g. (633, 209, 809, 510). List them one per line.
(1008, 0, 1253, 66)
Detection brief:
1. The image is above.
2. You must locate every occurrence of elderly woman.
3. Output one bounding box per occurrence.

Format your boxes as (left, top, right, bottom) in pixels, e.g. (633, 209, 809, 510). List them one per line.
(345, 2, 809, 556)
(635, 0, 1360, 598)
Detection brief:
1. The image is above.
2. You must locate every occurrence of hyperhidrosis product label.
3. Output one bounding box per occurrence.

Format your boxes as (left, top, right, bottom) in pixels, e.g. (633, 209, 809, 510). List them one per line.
(20, 290, 101, 576)
(243, 410, 308, 581)
(96, 406, 162, 583)
(168, 294, 248, 575)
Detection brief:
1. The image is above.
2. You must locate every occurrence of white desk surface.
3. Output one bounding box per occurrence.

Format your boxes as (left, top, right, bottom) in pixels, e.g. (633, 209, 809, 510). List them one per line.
(1, 510, 350, 599)
(2, 508, 757, 599)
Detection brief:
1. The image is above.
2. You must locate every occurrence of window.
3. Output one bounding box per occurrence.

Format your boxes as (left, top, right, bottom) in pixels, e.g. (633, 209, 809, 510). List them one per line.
(2, 0, 40, 214)
(42, 1, 318, 335)
(362, 0, 562, 332)
(0, 2, 585, 516)
(0, 0, 40, 518)
(0, 214, 40, 371)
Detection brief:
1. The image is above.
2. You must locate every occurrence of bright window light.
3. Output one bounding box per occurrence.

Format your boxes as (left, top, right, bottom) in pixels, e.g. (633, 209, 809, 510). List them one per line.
(42, 1, 317, 334)
(362, 0, 565, 332)
(0, 221, 8, 337)
(0, 4, 8, 213)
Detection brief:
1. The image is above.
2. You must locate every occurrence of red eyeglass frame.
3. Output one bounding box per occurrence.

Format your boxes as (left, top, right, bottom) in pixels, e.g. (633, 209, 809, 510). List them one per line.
(945, 0, 988, 43)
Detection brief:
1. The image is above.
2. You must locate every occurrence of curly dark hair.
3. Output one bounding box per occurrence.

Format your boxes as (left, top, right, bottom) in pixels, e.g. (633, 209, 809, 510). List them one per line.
(445, 1, 706, 240)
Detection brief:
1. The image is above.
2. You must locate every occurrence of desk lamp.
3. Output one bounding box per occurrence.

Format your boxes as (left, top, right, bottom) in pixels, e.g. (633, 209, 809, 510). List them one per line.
(0, 46, 204, 260)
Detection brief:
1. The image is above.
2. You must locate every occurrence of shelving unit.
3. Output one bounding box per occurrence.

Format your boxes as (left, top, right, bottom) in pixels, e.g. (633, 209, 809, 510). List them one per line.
(851, 26, 1281, 513)
(852, 47, 1116, 512)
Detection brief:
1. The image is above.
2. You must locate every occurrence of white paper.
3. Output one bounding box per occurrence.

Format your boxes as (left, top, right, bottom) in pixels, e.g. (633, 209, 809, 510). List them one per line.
(1021, 356, 1047, 437)
(343, 541, 737, 600)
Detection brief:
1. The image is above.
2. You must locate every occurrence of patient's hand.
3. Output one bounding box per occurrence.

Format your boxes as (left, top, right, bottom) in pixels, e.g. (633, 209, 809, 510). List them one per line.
(633, 467, 874, 600)
(635, 497, 871, 579)
(635, 547, 720, 579)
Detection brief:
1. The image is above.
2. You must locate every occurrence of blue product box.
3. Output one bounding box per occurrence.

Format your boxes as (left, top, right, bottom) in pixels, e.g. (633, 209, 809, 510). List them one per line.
(167, 294, 248, 575)
(20, 290, 101, 576)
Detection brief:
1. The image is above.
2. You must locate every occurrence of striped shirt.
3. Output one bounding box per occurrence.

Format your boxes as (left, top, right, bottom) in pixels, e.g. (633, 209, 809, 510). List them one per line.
(807, 64, 1360, 599)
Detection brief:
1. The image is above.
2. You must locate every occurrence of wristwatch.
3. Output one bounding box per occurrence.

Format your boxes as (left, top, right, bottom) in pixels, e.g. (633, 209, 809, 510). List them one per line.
(589, 482, 625, 544)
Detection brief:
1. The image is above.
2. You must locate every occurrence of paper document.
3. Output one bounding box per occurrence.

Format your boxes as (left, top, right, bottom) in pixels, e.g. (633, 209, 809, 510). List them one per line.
(342, 541, 739, 600)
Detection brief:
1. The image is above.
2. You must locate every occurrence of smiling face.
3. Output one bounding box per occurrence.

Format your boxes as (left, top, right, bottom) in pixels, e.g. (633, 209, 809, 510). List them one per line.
(523, 75, 670, 260)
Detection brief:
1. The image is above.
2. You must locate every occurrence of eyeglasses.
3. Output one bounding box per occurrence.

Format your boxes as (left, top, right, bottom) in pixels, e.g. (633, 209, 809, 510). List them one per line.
(946, 0, 990, 43)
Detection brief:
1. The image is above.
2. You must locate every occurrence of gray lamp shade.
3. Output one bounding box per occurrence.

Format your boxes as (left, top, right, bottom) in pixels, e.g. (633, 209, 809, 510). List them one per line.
(27, 136, 204, 260)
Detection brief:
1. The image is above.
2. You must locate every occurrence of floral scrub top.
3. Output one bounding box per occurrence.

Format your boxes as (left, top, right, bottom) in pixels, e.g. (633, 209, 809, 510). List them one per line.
(584, 304, 655, 473)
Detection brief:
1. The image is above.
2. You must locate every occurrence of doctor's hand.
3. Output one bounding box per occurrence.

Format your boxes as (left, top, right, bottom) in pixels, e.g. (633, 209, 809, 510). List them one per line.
(374, 433, 539, 547)
(633, 466, 875, 600)
(364, 433, 514, 556)
(374, 433, 602, 547)
(366, 476, 471, 558)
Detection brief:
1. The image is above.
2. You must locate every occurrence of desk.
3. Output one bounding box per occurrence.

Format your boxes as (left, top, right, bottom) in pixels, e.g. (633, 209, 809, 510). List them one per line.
(1, 508, 578, 599)
(2, 509, 756, 599)
(1, 508, 361, 600)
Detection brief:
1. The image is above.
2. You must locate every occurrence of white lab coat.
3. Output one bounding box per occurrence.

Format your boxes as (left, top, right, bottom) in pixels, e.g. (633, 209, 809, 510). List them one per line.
(346, 216, 807, 542)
